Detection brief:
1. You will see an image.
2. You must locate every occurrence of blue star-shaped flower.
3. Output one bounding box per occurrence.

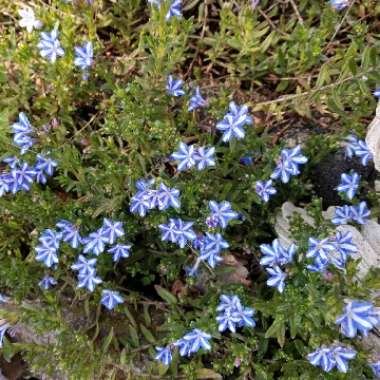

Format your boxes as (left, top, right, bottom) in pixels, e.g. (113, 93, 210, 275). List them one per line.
(330, 345, 356, 373)
(83, 229, 109, 255)
(39, 276, 57, 290)
(107, 244, 131, 262)
(10, 162, 36, 193)
(271, 145, 308, 184)
(307, 347, 335, 372)
(101, 289, 124, 310)
(306, 237, 335, 264)
(35, 244, 59, 268)
(188, 87, 207, 111)
(166, 75, 185, 96)
(74, 41, 93, 71)
(35, 154, 58, 176)
(101, 219, 124, 245)
(171, 142, 196, 171)
(255, 180, 277, 203)
(330, 0, 349, 10)
(336, 172, 360, 200)
(130, 192, 151, 217)
(71, 254, 97, 275)
(179, 329, 212, 354)
(0, 320, 10, 348)
(77, 268, 102, 292)
(216, 114, 246, 142)
(194, 147, 215, 171)
(336, 300, 380, 338)
(165, 0, 182, 20)
(37, 29, 65, 63)
(331, 205, 352, 225)
(156, 183, 181, 210)
(56, 220, 82, 249)
(266, 266, 286, 293)
(260, 239, 296, 267)
(350, 201, 370, 225)
(208, 200, 239, 229)
(154, 346, 172, 365)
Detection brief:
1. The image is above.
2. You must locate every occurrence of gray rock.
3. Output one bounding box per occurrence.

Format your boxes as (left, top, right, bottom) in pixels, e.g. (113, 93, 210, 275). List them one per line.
(366, 102, 380, 172)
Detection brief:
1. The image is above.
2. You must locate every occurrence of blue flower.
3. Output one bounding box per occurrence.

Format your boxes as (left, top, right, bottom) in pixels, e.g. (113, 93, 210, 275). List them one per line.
(39, 276, 57, 290)
(174, 329, 211, 355)
(34, 155, 57, 183)
(331, 205, 352, 225)
(194, 147, 215, 170)
(199, 232, 229, 267)
(266, 266, 286, 293)
(330, 0, 349, 10)
(101, 219, 124, 245)
(101, 289, 124, 310)
(130, 192, 151, 217)
(216, 295, 256, 333)
(330, 345, 356, 373)
(35, 244, 59, 268)
(56, 220, 82, 249)
(306, 237, 335, 265)
(38, 229, 62, 250)
(154, 346, 172, 365)
(107, 244, 131, 262)
(343, 136, 373, 166)
(37, 29, 64, 62)
(11, 113, 34, 154)
(260, 239, 296, 267)
(336, 300, 380, 338)
(332, 231, 357, 269)
(370, 361, 380, 377)
(216, 310, 241, 333)
(166, 0, 182, 20)
(255, 180, 277, 203)
(350, 201, 370, 225)
(159, 218, 196, 248)
(0, 320, 10, 348)
(136, 178, 155, 191)
(74, 41, 93, 71)
(216, 102, 252, 142)
(77, 268, 102, 292)
(166, 75, 185, 96)
(3, 156, 20, 169)
(171, 142, 196, 171)
(71, 254, 97, 275)
(188, 87, 207, 111)
(83, 229, 109, 255)
(373, 87, 380, 99)
(216, 114, 246, 142)
(208, 200, 239, 229)
(355, 140, 373, 166)
(307, 346, 335, 372)
(271, 145, 308, 184)
(10, 162, 36, 193)
(336, 172, 360, 200)
(156, 183, 181, 210)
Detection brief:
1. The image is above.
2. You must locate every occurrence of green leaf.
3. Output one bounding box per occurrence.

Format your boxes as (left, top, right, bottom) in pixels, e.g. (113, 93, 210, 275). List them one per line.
(154, 285, 177, 305)
(140, 324, 156, 344)
(196, 368, 223, 379)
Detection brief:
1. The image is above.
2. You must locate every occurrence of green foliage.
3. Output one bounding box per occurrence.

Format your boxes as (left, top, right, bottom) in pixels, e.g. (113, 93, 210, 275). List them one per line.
(0, 0, 379, 379)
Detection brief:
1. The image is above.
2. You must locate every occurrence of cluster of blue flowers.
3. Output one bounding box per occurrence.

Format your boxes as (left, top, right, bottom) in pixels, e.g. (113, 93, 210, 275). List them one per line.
(306, 231, 358, 272)
(148, 0, 182, 21)
(171, 142, 215, 172)
(336, 300, 380, 338)
(216, 295, 256, 333)
(34, 218, 130, 310)
(166, 76, 208, 111)
(159, 218, 196, 248)
(1, 113, 58, 197)
(370, 361, 380, 378)
(155, 328, 211, 365)
(130, 179, 181, 217)
(259, 239, 297, 293)
(307, 345, 356, 373)
(332, 201, 371, 225)
(344, 135, 373, 166)
(255, 145, 308, 203)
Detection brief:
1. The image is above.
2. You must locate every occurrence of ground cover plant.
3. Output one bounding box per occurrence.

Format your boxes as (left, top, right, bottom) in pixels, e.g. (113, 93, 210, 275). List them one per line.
(0, 0, 380, 379)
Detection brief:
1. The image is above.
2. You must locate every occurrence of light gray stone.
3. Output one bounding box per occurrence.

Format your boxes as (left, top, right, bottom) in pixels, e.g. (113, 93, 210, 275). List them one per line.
(366, 102, 380, 171)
